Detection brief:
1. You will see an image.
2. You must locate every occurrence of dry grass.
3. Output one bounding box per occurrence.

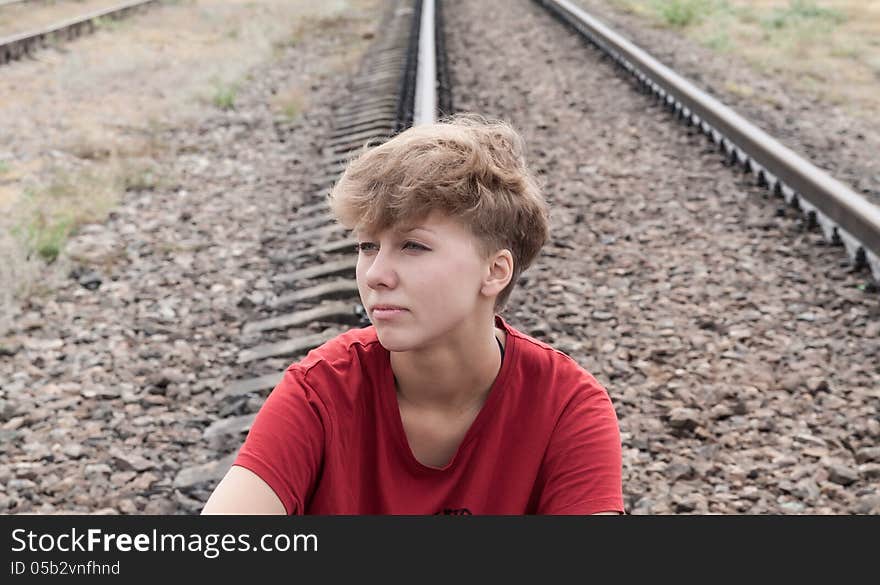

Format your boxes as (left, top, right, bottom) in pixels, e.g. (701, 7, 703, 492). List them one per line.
(607, 1, 880, 119)
(0, 0, 122, 37)
(0, 0, 381, 321)
(14, 165, 121, 264)
(271, 85, 309, 121)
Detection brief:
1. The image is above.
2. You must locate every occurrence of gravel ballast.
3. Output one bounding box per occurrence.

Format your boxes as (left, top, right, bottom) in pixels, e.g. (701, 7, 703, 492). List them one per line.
(444, 0, 879, 514)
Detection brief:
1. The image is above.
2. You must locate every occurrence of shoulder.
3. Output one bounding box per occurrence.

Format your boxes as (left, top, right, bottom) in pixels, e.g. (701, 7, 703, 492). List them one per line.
(498, 318, 613, 432)
(283, 325, 386, 405)
(505, 320, 607, 399)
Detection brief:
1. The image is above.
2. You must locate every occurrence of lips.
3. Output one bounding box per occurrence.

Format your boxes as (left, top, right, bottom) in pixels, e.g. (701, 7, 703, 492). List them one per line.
(370, 305, 408, 321)
(371, 304, 407, 311)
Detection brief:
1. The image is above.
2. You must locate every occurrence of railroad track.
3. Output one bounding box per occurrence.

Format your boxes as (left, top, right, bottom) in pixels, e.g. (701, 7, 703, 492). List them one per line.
(176, 0, 879, 497)
(0, 0, 157, 65)
(536, 0, 880, 287)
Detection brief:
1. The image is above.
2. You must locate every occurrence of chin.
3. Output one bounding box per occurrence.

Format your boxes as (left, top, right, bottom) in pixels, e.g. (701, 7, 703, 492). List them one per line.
(373, 329, 419, 353)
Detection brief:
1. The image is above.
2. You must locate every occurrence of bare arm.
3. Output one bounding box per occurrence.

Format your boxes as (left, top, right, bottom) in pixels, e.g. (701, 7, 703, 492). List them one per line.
(201, 465, 287, 515)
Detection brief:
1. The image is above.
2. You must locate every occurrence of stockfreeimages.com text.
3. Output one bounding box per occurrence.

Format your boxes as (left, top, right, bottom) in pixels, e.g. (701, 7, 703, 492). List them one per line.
(10, 528, 317, 559)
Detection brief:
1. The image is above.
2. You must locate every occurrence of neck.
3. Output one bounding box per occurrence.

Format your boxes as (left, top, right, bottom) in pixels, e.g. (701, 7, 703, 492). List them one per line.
(391, 319, 505, 413)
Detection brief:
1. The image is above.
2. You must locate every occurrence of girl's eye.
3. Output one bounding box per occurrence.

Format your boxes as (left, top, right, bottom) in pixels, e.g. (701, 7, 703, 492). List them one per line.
(356, 242, 427, 253)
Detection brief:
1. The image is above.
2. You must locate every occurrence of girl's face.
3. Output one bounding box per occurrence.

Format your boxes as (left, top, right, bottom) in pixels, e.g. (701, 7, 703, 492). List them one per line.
(355, 210, 492, 353)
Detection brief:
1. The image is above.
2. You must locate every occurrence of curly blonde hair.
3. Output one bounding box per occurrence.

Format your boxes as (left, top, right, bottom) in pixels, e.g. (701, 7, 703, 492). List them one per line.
(328, 113, 549, 312)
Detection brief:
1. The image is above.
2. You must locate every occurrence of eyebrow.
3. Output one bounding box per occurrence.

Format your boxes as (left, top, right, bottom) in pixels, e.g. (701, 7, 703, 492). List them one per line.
(358, 226, 435, 238)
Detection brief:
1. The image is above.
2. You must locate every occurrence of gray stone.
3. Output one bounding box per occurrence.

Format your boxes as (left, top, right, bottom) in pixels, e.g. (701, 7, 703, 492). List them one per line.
(203, 414, 256, 440)
(858, 463, 880, 481)
(667, 408, 700, 432)
(828, 464, 859, 486)
(109, 448, 156, 472)
(62, 444, 86, 459)
(779, 501, 806, 514)
(117, 499, 139, 514)
(84, 464, 113, 478)
(173, 452, 236, 489)
(7, 478, 37, 491)
(854, 494, 880, 515)
(855, 446, 880, 464)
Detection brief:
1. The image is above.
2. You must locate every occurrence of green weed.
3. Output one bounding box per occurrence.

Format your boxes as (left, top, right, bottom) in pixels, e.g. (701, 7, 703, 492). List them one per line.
(652, 0, 715, 28)
(212, 82, 238, 110)
(705, 31, 731, 51)
(12, 169, 120, 264)
(273, 86, 307, 122)
(762, 0, 845, 30)
(13, 202, 74, 264)
(93, 16, 124, 32)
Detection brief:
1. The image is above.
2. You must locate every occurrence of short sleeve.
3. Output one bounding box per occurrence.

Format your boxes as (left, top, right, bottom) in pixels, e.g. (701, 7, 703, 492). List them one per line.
(535, 383, 624, 515)
(232, 366, 327, 515)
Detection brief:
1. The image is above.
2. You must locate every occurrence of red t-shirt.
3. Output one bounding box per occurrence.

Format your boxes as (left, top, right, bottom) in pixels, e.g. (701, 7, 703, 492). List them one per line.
(233, 314, 624, 515)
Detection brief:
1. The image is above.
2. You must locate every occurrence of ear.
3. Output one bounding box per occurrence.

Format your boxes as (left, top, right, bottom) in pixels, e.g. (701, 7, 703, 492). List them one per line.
(480, 249, 514, 298)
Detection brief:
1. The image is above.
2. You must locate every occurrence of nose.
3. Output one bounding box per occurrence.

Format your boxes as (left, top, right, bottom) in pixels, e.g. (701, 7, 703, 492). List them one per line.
(359, 245, 398, 290)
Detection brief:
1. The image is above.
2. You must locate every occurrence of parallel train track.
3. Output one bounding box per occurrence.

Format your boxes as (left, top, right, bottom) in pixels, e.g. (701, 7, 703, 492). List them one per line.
(537, 0, 880, 286)
(0, 0, 157, 65)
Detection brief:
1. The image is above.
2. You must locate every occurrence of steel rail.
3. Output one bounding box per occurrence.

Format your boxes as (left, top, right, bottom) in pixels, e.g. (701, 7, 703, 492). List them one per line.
(0, 0, 157, 65)
(537, 0, 880, 284)
(414, 0, 437, 125)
